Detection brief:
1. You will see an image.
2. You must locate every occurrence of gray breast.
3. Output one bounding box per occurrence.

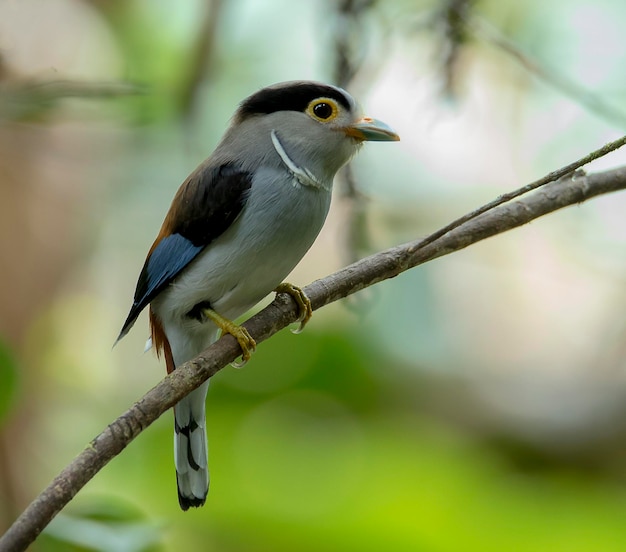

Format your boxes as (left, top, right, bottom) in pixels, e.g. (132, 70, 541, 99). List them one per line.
(172, 166, 333, 321)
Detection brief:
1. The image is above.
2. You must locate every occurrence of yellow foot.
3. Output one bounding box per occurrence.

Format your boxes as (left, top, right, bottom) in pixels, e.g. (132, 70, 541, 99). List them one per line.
(202, 308, 256, 368)
(274, 282, 313, 334)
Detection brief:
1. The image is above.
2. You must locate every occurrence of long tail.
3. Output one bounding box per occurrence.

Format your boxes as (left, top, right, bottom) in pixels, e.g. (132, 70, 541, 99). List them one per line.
(174, 379, 210, 510)
(150, 310, 216, 510)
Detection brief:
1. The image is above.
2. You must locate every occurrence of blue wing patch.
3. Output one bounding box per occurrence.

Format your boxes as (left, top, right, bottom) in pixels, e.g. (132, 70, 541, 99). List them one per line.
(116, 234, 203, 342)
(116, 162, 253, 345)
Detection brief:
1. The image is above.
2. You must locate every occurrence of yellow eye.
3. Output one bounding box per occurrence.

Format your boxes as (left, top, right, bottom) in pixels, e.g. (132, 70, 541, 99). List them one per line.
(307, 98, 339, 122)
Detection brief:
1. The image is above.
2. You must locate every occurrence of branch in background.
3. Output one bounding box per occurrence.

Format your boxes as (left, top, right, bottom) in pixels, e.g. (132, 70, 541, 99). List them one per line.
(2, 148, 626, 550)
(332, 0, 376, 90)
(432, 0, 476, 99)
(0, 77, 143, 122)
(465, 15, 626, 129)
(331, 0, 378, 266)
(425, 4, 626, 128)
(177, 0, 223, 124)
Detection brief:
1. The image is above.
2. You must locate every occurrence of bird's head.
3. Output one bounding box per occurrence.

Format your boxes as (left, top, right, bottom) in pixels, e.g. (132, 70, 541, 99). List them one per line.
(216, 81, 399, 183)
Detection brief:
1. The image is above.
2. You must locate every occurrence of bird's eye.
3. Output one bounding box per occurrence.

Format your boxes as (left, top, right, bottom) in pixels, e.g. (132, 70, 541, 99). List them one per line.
(307, 98, 339, 122)
(313, 102, 333, 119)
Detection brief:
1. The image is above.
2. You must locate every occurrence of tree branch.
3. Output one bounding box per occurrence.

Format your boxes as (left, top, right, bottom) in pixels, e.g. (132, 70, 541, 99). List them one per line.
(2, 164, 626, 551)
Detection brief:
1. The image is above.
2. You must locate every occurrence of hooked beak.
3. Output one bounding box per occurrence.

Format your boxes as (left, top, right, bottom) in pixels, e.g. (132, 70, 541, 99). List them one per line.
(343, 116, 400, 142)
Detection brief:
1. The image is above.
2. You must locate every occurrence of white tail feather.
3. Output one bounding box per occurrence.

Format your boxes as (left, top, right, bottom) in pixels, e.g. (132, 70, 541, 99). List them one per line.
(174, 380, 210, 509)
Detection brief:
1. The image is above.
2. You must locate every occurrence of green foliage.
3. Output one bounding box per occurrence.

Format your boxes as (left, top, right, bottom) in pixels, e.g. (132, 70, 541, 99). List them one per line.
(0, 337, 18, 423)
(40, 498, 164, 552)
(77, 328, 626, 552)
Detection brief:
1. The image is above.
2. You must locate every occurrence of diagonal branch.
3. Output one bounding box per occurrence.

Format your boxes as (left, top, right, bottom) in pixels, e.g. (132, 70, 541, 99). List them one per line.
(465, 15, 626, 129)
(2, 165, 626, 551)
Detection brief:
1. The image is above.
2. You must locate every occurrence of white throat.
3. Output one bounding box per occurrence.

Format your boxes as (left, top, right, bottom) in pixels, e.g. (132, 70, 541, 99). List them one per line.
(270, 130, 329, 191)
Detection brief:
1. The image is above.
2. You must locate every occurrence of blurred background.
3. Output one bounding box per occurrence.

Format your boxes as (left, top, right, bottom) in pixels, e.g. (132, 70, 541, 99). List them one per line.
(2, 0, 626, 550)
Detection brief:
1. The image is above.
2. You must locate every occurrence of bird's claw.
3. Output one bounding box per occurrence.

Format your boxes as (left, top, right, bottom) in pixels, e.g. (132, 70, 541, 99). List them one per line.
(274, 282, 313, 334)
(201, 308, 256, 368)
(229, 326, 256, 368)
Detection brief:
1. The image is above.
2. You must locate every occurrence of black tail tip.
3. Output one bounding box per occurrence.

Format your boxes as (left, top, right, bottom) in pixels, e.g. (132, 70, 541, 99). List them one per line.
(178, 493, 207, 511)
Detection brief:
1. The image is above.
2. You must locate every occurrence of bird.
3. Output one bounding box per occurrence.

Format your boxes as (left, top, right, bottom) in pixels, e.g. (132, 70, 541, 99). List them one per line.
(116, 80, 399, 510)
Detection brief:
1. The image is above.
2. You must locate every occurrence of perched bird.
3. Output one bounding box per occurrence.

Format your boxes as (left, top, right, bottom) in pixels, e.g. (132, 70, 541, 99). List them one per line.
(117, 80, 399, 510)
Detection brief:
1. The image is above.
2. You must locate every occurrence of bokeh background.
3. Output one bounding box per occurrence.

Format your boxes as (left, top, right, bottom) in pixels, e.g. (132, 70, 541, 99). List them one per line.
(2, 0, 626, 550)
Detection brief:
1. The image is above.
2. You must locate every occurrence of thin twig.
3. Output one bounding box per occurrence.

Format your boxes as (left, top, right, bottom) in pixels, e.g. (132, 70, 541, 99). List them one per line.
(412, 133, 626, 252)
